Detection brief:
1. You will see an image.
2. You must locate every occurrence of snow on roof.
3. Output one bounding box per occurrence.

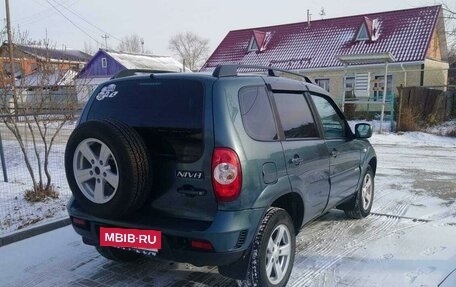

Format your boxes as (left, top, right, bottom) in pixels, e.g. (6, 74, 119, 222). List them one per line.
(202, 5, 442, 71)
(16, 44, 91, 63)
(105, 50, 185, 72)
(16, 69, 77, 87)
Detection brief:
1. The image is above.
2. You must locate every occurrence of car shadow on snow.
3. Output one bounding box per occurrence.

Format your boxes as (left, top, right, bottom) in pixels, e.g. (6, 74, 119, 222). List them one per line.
(67, 254, 237, 287)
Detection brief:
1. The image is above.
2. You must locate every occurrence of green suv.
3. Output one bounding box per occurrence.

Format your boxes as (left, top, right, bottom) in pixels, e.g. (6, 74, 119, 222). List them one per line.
(65, 65, 377, 286)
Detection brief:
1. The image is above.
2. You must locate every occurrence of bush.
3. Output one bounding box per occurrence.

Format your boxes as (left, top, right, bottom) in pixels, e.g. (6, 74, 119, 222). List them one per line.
(24, 185, 59, 202)
(446, 128, 456, 138)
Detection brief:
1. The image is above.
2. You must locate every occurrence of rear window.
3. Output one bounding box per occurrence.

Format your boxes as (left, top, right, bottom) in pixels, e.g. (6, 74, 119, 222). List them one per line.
(87, 79, 203, 129)
(87, 79, 204, 163)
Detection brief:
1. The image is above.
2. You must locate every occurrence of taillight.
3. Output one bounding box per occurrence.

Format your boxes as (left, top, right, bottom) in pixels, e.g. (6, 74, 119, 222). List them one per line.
(211, 147, 242, 201)
(190, 239, 213, 251)
(71, 217, 88, 229)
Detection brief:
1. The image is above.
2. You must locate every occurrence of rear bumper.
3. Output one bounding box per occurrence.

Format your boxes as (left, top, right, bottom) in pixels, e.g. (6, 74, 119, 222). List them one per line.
(67, 198, 264, 266)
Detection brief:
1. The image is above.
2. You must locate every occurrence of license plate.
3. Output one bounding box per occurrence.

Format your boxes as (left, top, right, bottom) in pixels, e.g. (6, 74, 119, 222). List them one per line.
(100, 227, 161, 250)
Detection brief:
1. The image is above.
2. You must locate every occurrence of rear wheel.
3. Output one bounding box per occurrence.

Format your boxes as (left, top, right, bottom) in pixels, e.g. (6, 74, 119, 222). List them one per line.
(237, 207, 295, 287)
(95, 246, 141, 262)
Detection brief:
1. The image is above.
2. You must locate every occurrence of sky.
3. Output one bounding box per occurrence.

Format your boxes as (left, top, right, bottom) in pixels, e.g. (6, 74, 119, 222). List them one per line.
(1, 0, 454, 57)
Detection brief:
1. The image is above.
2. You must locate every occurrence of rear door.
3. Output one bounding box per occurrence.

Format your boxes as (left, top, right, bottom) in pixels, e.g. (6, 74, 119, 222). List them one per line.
(309, 93, 362, 208)
(86, 77, 217, 221)
(272, 91, 330, 221)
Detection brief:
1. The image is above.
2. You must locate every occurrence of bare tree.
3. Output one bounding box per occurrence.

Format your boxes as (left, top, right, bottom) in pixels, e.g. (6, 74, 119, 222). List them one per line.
(441, 1, 456, 49)
(440, 1, 456, 85)
(117, 34, 143, 53)
(0, 37, 81, 201)
(168, 32, 210, 71)
(83, 41, 96, 55)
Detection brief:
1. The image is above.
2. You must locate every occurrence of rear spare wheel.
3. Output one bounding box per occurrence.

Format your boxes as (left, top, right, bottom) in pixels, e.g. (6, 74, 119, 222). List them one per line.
(65, 120, 151, 219)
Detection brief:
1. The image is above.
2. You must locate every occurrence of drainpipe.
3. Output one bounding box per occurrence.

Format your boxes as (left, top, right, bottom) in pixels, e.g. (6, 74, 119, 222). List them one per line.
(341, 63, 347, 112)
(420, 63, 425, 86)
(379, 62, 388, 133)
(400, 63, 407, 87)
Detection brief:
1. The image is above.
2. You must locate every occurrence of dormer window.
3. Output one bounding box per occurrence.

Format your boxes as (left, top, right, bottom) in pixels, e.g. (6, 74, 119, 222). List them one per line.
(356, 17, 380, 42)
(246, 30, 272, 53)
(247, 36, 259, 52)
(356, 24, 370, 41)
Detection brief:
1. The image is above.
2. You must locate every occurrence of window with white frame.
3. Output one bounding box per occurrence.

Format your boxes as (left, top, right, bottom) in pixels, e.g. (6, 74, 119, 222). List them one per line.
(101, 57, 107, 68)
(356, 24, 370, 41)
(315, 78, 330, 92)
(345, 77, 355, 92)
(344, 76, 355, 99)
(373, 75, 392, 101)
(247, 36, 259, 52)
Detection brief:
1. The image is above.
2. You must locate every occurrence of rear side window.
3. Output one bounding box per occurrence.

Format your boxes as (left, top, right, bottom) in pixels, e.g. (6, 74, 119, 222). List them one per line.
(239, 86, 277, 141)
(87, 79, 203, 129)
(273, 93, 319, 139)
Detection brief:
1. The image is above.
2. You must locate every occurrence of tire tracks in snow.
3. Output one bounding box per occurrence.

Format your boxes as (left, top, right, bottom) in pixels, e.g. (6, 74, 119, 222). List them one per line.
(289, 193, 421, 286)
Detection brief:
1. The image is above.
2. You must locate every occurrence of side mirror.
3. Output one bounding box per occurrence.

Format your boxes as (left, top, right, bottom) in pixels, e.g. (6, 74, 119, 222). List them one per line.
(355, 123, 373, 139)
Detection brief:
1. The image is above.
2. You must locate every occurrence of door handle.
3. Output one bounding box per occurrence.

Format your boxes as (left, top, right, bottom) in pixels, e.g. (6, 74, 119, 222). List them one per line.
(330, 149, 339, 158)
(177, 185, 207, 197)
(290, 155, 304, 166)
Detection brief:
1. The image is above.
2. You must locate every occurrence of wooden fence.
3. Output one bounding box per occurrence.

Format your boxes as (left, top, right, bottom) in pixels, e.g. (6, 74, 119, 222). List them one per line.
(396, 86, 455, 131)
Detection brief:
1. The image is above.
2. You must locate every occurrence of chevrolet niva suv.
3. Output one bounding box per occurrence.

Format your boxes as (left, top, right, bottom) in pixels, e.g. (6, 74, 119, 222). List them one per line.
(65, 65, 376, 286)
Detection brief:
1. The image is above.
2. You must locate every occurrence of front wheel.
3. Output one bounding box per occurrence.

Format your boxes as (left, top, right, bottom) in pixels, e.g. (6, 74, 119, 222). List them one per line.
(238, 207, 295, 287)
(344, 166, 375, 219)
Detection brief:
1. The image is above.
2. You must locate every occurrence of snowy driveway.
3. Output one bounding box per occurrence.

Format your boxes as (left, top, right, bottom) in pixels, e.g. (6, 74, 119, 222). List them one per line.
(0, 133, 455, 287)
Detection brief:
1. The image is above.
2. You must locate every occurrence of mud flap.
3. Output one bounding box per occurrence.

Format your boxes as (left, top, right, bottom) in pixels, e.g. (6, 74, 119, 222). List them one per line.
(218, 246, 252, 280)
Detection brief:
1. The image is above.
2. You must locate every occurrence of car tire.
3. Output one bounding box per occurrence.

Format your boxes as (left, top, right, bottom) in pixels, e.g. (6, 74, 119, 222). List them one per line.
(344, 166, 375, 219)
(95, 246, 141, 262)
(237, 207, 295, 287)
(65, 120, 151, 219)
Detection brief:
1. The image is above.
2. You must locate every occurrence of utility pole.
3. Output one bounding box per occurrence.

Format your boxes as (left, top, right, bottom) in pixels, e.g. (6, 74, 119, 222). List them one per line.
(5, 0, 18, 116)
(101, 34, 109, 49)
(140, 38, 144, 54)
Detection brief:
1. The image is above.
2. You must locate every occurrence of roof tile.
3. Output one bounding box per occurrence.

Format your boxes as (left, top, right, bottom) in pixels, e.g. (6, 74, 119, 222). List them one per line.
(202, 5, 441, 71)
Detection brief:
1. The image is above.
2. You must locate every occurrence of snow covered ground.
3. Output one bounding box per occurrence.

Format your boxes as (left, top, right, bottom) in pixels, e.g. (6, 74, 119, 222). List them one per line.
(0, 119, 76, 233)
(288, 132, 456, 286)
(0, 123, 455, 286)
(0, 140, 71, 233)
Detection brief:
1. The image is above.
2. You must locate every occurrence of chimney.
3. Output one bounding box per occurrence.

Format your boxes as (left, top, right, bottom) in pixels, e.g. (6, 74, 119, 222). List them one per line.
(307, 9, 311, 27)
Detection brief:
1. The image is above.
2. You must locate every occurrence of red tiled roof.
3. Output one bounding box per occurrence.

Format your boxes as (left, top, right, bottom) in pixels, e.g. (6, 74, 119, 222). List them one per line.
(202, 5, 441, 71)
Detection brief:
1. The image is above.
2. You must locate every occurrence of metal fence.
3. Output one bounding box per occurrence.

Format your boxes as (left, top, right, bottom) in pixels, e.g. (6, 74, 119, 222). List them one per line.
(0, 112, 77, 235)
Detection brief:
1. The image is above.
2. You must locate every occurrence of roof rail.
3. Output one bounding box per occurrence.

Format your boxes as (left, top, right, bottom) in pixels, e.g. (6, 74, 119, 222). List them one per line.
(110, 69, 175, 79)
(212, 64, 313, 83)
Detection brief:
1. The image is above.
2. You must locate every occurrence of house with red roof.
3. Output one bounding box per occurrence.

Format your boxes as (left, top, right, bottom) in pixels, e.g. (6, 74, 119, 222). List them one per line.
(202, 5, 449, 104)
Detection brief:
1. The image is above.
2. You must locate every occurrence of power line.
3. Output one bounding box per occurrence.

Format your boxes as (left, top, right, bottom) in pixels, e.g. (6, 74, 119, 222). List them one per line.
(44, 0, 101, 46)
(15, 0, 80, 27)
(48, 0, 121, 42)
(13, 0, 75, 24)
